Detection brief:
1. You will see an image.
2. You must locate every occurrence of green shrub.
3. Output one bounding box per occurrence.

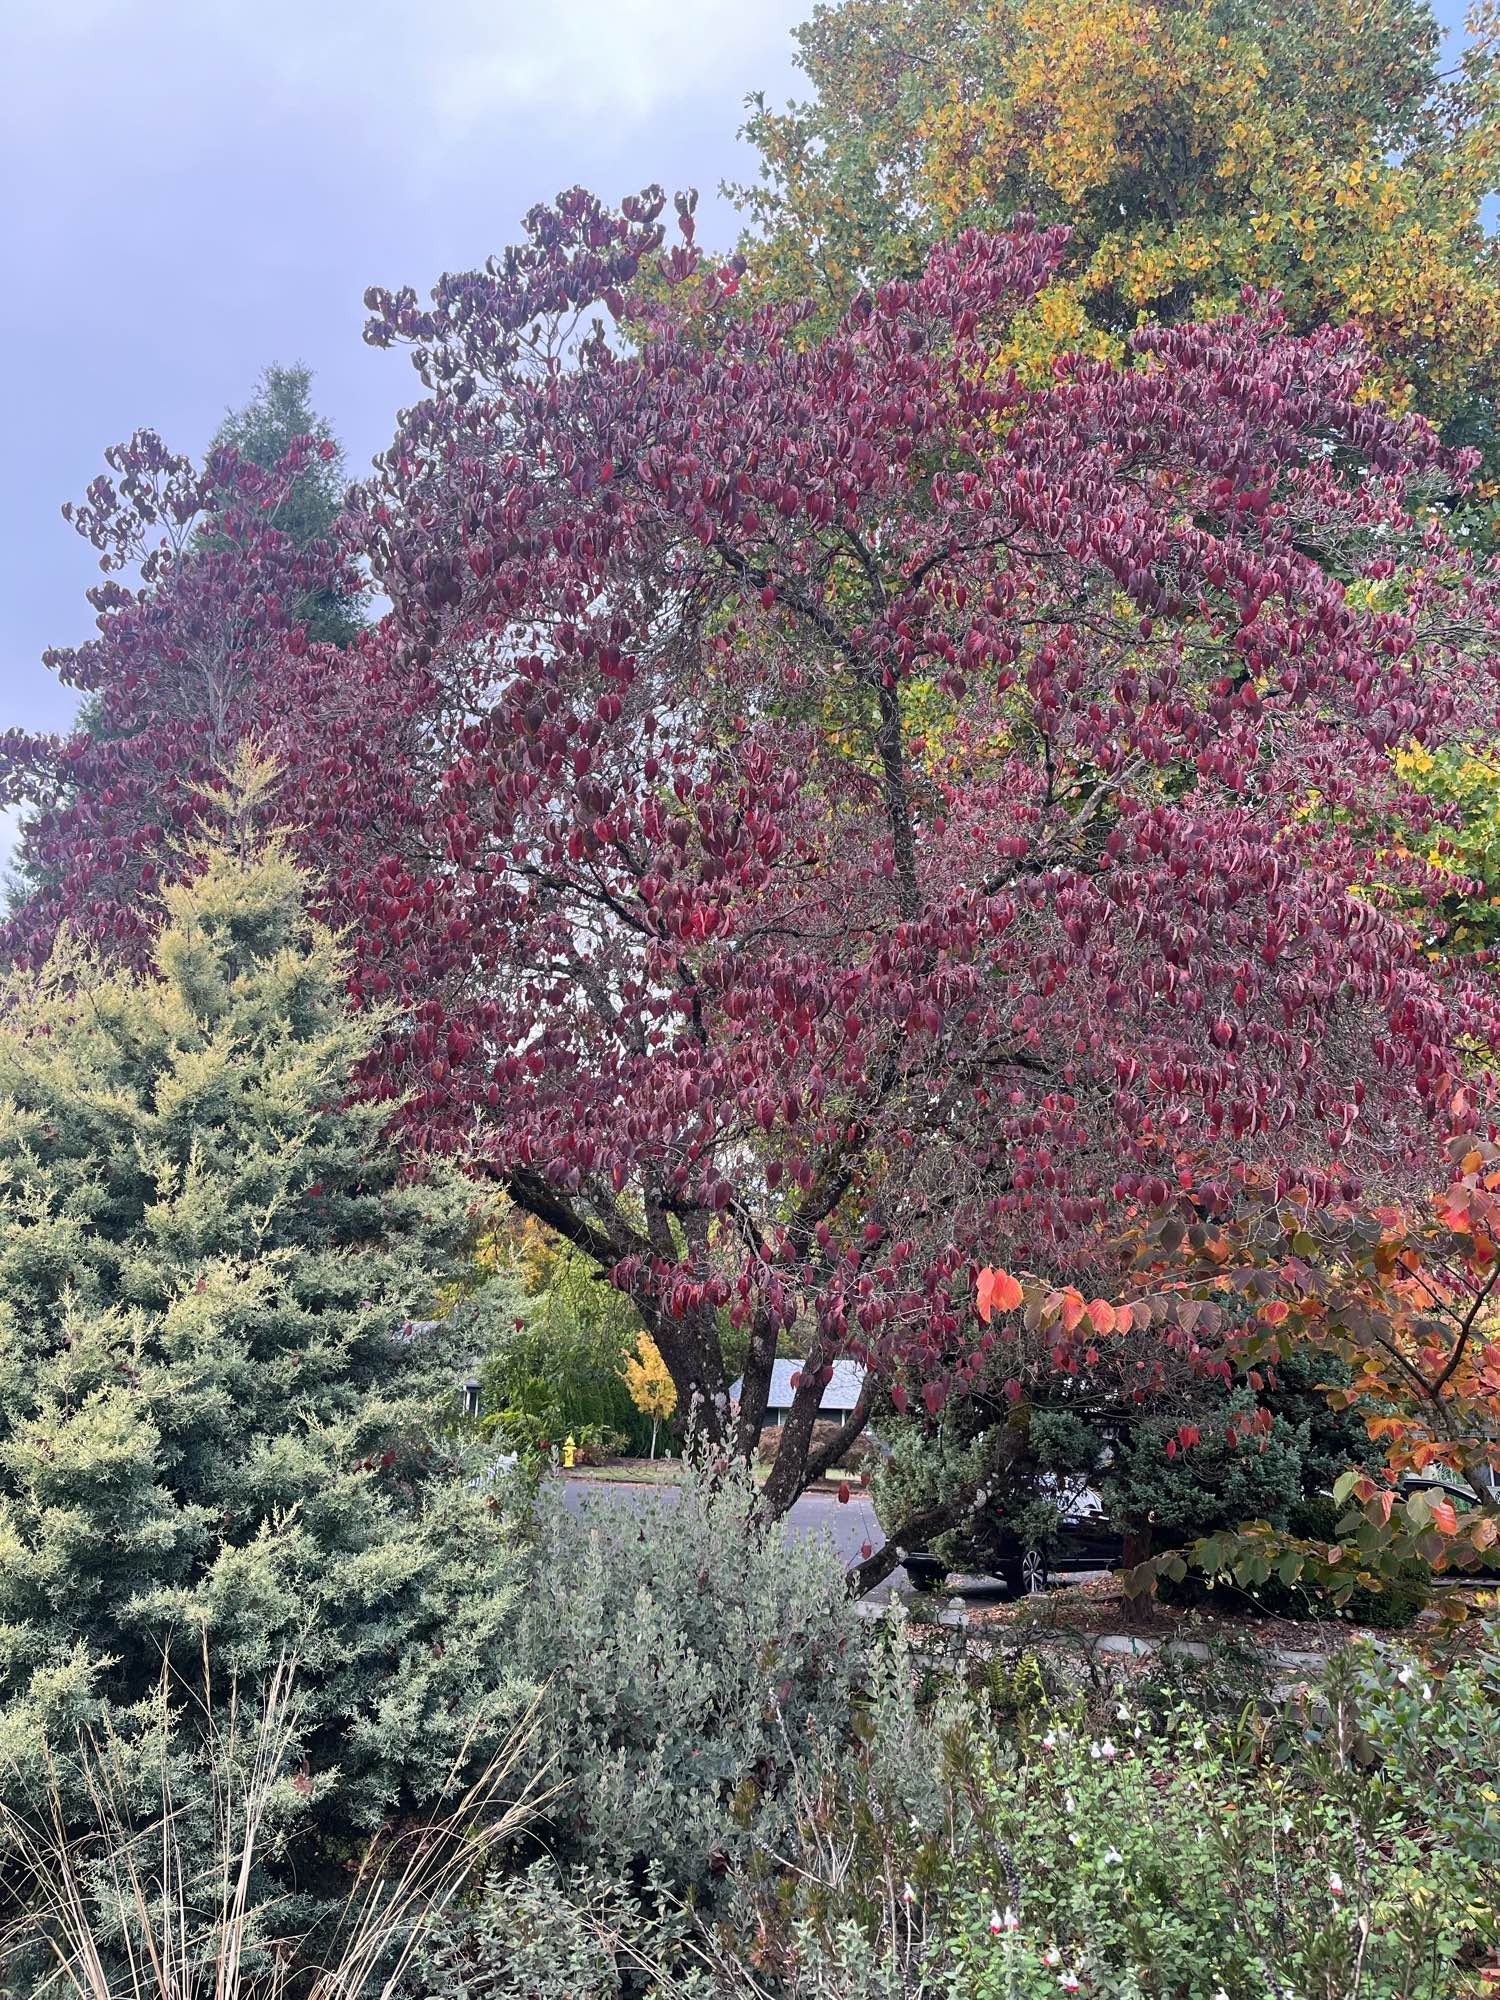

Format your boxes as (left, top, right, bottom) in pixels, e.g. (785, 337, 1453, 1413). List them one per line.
(0, 777, 525, 1938)
(439, 1615, 1500, 1998)
(505, 1460, 864, 1895)
(477, 1252, 655, 1457)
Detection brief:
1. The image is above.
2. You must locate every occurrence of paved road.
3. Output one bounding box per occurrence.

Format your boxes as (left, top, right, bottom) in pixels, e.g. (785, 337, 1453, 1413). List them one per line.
(561, 1475, 911, 1602)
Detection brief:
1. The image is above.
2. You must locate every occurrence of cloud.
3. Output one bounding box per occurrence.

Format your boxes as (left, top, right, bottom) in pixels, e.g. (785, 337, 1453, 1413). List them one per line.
(423, 0, 805, 128)
(3, 0, 804, 146)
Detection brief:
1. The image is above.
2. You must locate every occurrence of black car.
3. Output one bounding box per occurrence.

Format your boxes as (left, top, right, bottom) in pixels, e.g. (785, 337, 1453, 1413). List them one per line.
(903, 1469, 1497, 1597)
(902, 1485, 1121, 1597)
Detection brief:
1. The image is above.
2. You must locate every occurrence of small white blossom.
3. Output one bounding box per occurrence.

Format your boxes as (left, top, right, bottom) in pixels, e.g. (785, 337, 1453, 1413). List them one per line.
(902, 1881, 916, 1905)
(991, 1906, 1020, 1935)
(1103, 1847, 1123, 1865)
(1043, 1947, 1062, 1967)
(1059, 1972, 1082, 1993)
(1329, 1873, 1344, 1898)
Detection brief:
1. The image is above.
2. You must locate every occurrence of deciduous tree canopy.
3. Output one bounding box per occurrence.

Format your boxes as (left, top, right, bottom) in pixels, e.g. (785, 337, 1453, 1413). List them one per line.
(5, 191, 1500, 1524)
(734, 0, 1500, 477)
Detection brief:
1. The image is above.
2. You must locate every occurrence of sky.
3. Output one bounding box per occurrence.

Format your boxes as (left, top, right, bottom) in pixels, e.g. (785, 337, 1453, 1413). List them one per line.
(0, 0, 1486, 778)
(0, 0, 809, 754)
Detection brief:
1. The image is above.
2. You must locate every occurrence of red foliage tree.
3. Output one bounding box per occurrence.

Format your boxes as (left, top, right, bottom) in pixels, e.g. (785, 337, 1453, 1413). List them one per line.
(7, 189, 1500, 1561)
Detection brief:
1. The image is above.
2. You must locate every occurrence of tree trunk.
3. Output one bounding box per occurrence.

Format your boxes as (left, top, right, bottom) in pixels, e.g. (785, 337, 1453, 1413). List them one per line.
(650, 1413, 659, 1461)
(1119, 1526, 1154, 1627)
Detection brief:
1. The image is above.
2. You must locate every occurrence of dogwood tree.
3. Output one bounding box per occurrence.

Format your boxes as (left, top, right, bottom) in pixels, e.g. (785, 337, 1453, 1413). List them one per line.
(7, 190, 1500, 1560)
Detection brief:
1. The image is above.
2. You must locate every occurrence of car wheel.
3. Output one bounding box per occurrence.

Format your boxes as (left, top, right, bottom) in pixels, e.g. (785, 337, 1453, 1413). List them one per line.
(1020, 1547, 1049, 1595)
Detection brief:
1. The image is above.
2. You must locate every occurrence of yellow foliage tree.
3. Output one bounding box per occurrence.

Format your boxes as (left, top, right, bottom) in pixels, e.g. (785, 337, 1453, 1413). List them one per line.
(620, 1335, 679, 1459)
(734, 0, 1499, 488)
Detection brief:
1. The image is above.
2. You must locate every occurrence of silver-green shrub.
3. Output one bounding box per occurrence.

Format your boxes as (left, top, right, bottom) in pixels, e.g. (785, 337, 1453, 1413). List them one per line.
(509, 1461, 865, 1891)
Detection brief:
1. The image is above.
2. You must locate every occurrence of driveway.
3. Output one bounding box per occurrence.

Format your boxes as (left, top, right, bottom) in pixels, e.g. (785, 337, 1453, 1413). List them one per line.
(561, 1475, 910, 1602)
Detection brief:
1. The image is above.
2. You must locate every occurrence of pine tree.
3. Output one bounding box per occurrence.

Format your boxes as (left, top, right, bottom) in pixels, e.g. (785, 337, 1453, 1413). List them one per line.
(206, 362, 363, 645)
(0, 755, 522, 1919)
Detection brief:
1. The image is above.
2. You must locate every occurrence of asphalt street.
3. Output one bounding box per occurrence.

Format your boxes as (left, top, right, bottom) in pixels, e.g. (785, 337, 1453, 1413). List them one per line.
(561, 1475, 911, 1602)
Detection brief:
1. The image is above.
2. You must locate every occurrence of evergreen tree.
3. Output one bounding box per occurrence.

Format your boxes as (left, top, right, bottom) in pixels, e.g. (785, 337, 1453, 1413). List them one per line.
(0, 756, 522, 1920)
(206, 363, 363, 645)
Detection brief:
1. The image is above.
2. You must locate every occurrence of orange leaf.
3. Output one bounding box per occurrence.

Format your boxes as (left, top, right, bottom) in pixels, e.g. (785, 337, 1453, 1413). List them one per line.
(976, 1267, 996, 1325)
(1087, 1297, 1116, 1336)
(1261, 1300, 1290, 1325)
(995, 1269, 1024, 1312)
(1060, 1291, 1086, 1335)
(1431, 1497, 1459, 1536)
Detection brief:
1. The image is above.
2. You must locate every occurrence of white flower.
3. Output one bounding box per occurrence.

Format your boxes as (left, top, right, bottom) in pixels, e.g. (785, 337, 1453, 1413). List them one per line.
(1103, 1847, 1123, 1866)
(1421, 1683, 1433, 1702)
(1115, 1703, 1132, 1721)
(902, 1881, 916, 1905)
(1064, 1790, 1077, 1814)
(991, 1906, 1019, 1934)
(1042, 1730, 1058, 1750)
(1329, 1872, 1344, 1898)
(1043, 1947, 1062, 1967)
(1059, 1973, 1082, 1993)
(1093, 1737, 1118, 1761)
(1397, 1664, 1413, 1685)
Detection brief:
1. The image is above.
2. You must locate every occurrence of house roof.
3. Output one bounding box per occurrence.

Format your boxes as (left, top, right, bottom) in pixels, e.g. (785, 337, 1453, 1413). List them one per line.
(729, 1359, 866, 1414)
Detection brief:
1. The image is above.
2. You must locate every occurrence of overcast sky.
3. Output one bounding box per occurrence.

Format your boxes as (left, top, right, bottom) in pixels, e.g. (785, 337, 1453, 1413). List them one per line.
(0, 0, 807, 754)
(0, 0, 1483, 771)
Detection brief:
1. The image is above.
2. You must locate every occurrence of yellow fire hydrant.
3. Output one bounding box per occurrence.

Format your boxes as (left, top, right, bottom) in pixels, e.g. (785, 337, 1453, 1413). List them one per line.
(562, 1434, 577, 1469)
